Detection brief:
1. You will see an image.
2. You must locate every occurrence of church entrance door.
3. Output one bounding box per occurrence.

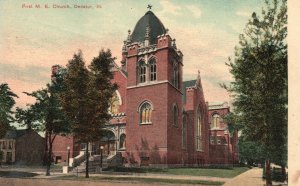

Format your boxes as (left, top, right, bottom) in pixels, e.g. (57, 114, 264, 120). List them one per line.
(99, 130, 116, 156)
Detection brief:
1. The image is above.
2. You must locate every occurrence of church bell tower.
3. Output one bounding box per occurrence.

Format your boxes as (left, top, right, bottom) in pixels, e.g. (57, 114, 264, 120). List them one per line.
(122, 8, 184, 165)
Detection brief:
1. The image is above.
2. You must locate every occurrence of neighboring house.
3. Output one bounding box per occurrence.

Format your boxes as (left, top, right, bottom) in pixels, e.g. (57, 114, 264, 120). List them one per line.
(208, 102, 239, 165)
(51, 10, 238, 167)
(0, 129, 45, 165)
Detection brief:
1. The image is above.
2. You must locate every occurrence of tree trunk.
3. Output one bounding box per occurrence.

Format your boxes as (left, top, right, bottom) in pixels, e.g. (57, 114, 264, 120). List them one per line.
(46, 132, 52, 176)
(281, 164, 286, 182)
(43, 132, 48, 166)
(85, 142, 89, 178)
(265, 159, 272, 186)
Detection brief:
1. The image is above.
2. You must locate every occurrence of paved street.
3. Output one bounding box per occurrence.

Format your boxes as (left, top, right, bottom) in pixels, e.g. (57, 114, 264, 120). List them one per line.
(0, 178, 166, 186)
(0, 167, 288, 186)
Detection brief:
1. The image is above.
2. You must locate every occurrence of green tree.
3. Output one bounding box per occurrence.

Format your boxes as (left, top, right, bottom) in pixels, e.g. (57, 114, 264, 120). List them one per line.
(15, 106, 39, 130)
(223, 0, 287, 185)
(60, 49, 117, 178)
(238, 136, 265, 166)
(0, 83, 18, 138)
(16, 72, 69, 176)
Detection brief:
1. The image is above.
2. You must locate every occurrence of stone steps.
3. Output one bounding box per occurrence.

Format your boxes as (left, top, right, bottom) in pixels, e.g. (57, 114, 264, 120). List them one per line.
(72, 155, 109, 173)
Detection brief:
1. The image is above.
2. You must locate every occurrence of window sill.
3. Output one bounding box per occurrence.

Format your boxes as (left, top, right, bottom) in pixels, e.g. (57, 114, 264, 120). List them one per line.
(140, 122, 152, 125)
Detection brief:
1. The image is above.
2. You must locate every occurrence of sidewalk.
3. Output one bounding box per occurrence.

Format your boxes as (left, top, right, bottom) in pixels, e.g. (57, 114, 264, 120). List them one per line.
(223, 167, 287, 186)
(91, 172, 230, 183)
(223, 167, 264, 186)
(33, 171, 230, 183)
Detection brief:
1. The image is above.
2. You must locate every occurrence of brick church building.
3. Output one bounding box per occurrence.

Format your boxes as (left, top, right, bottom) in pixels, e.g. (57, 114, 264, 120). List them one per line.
(52, 10, 238, 167)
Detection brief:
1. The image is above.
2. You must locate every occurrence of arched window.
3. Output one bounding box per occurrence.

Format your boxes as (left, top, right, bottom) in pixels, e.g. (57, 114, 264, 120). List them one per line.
(211, 113, 220, 129)
(109, 92, 120, 115)
(138, 60, 146, 83)
(149, 58, 157, 81)
(139, 102, 152, 124)
(182, 114, 187, 149)
(173, 104, 178, 127)
(119, 134, 126, 149)
(196, 106, 203, 151)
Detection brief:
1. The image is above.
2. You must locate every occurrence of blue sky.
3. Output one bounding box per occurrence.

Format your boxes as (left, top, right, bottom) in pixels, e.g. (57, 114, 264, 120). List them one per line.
(0, 0, 265, 107)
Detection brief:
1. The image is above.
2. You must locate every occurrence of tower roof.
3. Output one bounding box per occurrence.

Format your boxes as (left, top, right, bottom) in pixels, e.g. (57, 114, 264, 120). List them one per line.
(131, 11, 166, 45)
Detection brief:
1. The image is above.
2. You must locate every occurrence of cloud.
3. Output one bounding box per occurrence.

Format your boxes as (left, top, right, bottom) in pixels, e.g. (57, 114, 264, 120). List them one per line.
(236, 11, 251, 18)
(0, 0, 248, 108)
(186, 5, 202, 18)
(0, 63, 49, 84)
(159, 0, 182, 16)
(167, 24, 237, 103)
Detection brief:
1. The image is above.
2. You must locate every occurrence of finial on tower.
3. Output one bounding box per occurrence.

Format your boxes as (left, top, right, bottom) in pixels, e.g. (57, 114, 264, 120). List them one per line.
(172, 39, 177, 49)
(196, 70, 202, 90)
(127, 29, 132, 43)
(147, 4, 152, 10)
(197, 70, 201, 80)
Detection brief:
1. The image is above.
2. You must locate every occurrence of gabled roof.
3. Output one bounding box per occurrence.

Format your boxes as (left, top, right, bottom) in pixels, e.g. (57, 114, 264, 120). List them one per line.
(208, 102, 229, 110)
(111, 61, 128, 77)
(2, 129, 28, 139)
(182, 80, 197, 103)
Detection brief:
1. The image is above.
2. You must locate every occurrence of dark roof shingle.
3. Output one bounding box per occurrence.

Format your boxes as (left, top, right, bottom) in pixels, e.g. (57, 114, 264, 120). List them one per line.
(131, 11, 166, 45)
(182, 80, 197, 103)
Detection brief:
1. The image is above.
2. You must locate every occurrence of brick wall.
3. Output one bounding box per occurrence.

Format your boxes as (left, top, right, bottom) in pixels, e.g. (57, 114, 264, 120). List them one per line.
(15, 130, 45, 165)
(125, 83, 169, 165)
(52, 135, 80, 163)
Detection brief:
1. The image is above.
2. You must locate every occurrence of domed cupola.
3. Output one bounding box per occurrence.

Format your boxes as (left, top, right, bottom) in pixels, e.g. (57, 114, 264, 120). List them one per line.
(130, 11, 166, 45)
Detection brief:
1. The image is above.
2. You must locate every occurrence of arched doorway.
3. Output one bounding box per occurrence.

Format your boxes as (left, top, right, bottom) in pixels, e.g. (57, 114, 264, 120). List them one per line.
(99, 130, 116, 156)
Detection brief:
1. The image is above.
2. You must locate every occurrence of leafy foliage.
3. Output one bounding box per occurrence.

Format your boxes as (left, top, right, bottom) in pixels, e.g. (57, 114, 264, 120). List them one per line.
(0, 83, 18, 138)
(60, 49, 117, 177)
(238, 137, 265, 166)
(223, 0, 287, 184)
(15, 69, 69, 176)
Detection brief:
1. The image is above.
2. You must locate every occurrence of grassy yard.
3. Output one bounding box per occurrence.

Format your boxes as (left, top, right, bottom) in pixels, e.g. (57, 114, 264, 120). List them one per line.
(107, 166, 249, 178)
(164, 167, 249, 178)
(54, 175, 224, 185)
(0, 164, 63, 173)
(0, 170, 39, 178)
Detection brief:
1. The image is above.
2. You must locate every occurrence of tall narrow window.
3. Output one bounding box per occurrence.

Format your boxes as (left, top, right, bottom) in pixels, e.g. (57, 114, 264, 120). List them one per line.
(173, 104, 178, 127)
(139, 61, 146, 83)
(149, 58, 157, 81)
(211, 114, 220, 129)
(8, 141, 12, 149)
(196, 106, 203, 151)
(173, 61, 179, 88)
(119, 134, 126, 149)
(109, 92, 120, 115)
(139, 102, 152, 124)
(182, 115, 187, 149)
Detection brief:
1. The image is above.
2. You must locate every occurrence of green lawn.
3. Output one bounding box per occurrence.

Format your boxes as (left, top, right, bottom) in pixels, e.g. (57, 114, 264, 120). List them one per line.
(0, 164, 63, 173)
(163, 167, 249, 178)
(55, 175, 224, 185)
(107, 166, 249, 178)
(0, 170, 39, 178)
